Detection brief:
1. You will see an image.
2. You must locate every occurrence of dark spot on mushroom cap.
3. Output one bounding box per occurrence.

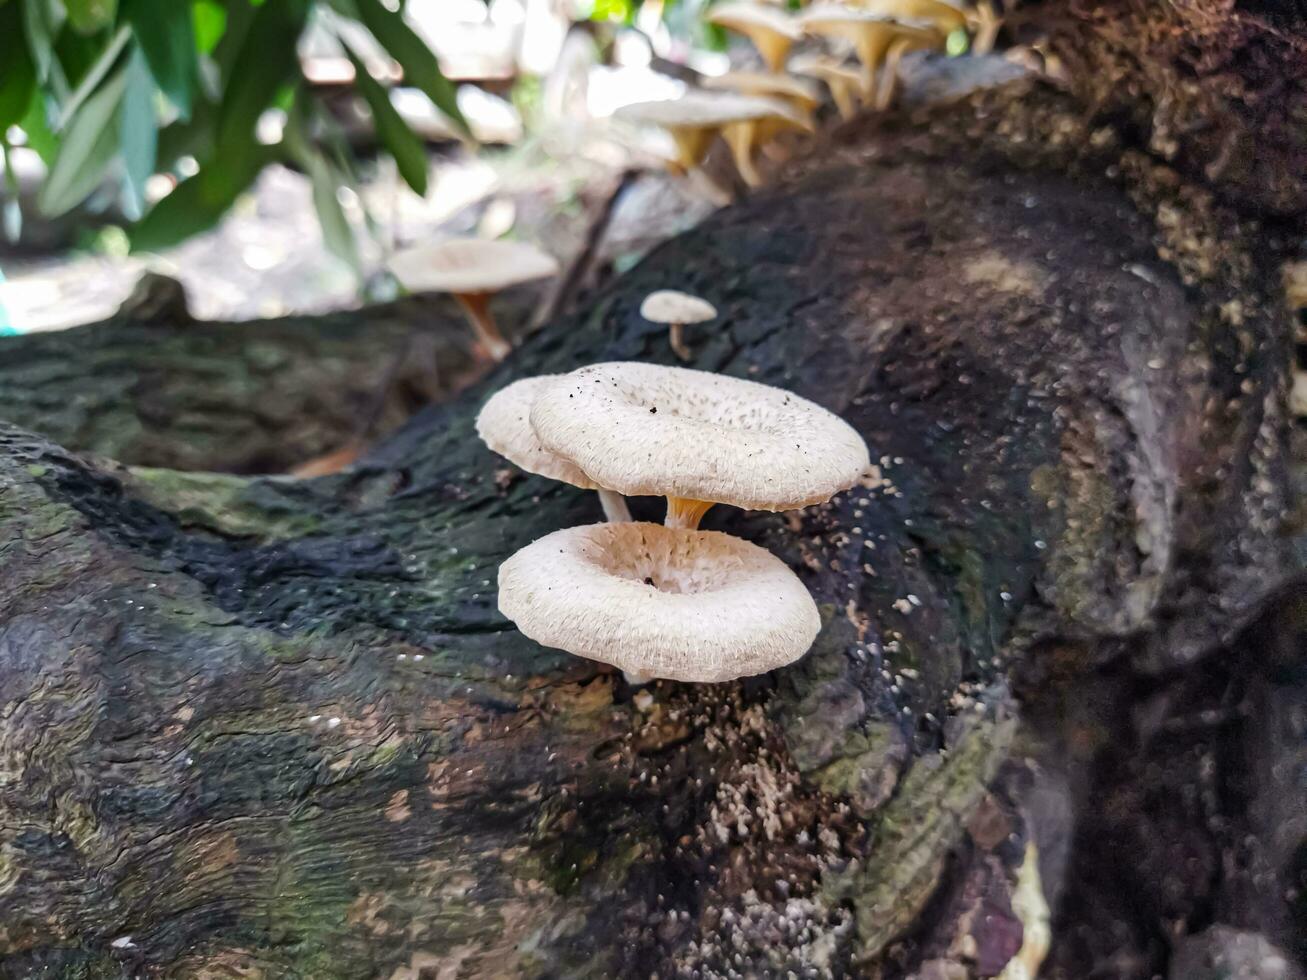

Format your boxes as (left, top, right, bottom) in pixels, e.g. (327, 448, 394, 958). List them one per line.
(650, 406, 658, 414)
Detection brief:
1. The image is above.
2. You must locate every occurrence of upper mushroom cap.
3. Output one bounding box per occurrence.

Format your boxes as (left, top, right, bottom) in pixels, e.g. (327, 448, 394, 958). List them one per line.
(617, 91, 807, 130)
(701, 70, 823, 110)
(389, 238, 560, 295)
(640, 290, 719, 325)
(530, 362, 871, 511)
(707, 3, 803, 39)
(498, 522, 821, 682)
(476, 376, 601, 489)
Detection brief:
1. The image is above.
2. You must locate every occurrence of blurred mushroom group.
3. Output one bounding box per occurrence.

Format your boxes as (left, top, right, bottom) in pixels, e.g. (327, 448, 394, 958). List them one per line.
(618, 0, 1001, 190)
(479, 358, 870, 684)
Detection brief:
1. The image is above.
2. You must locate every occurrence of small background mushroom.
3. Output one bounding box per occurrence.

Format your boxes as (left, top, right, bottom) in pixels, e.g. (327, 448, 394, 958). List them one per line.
(389, 239, 560, 363)
(639, 290, 719, 361)
(706, 4, 804, 73)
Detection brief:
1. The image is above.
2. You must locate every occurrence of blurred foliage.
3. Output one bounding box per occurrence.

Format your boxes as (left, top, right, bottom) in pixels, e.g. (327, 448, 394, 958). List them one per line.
(0, 0, 468, 263)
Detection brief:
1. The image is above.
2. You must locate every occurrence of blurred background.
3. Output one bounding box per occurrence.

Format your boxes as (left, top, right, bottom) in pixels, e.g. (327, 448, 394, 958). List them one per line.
(0, 0, 753, 332)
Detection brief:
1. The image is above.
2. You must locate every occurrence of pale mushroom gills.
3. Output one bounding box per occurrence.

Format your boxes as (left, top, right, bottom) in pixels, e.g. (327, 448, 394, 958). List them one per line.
(476, 376, 632, 523)
(498, 523, 820, 683)
(529, 362, 870, 529)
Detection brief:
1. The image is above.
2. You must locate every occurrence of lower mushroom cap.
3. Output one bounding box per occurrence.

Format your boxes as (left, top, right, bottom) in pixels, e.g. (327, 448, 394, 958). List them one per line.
(498, 522, 821, 683)
(529, 362, 871, 511)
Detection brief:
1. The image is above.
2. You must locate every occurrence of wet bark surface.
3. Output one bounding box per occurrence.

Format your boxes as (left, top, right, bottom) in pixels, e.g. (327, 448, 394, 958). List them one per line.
(0, 81, 1301, 979)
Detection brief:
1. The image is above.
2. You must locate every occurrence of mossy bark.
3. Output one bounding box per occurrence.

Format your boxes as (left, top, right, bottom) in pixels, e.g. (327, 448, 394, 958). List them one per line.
(0, 82, 1301, 979)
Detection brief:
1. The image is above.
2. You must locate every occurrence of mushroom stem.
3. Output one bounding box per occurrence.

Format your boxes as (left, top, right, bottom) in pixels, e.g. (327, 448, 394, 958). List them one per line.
(828, 78, 858, 121)
(453, 291, 513, 363)
(598, 488, 633, 523)
(970, 1, 1001, 54)
(876, 38, 910, 111)
(623, 669, 653, 685)
(723, 120, 764, 188)
(665, 497, 715, 529)
(669, 321, 693, 361)
(755, 35, 794, 74)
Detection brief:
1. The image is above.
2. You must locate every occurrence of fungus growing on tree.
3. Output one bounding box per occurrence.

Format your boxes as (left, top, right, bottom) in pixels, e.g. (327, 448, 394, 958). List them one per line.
(701, 71, 823, 117)
(528, 362, 870, 529)
(856, 0, 967, 33)
(798, 7, 943, 101)
(706, 4, 804, 73)
(497, 522, 821, 683)
(389, 238, 560, 363)
(789, 54, 866, 120)
(639, 290, 719, 361)
(476, 376, 632, 522)
(617, 92, 811, 190)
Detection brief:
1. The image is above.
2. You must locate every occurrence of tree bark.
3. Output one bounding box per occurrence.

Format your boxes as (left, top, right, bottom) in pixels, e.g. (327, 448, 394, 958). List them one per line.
(0, 79, 1301, 979)
(0, 286, 541, 475)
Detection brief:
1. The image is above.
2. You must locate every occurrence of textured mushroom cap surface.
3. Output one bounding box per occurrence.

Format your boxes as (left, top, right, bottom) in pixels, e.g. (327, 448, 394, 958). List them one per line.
(616, 92, 805, 129)
(498, 523, 820, 682)
(640, 290, 719, 325)
(701, 71, 822, 108)
(389, 239, 560, 295)
(530, 362, 871, 510)
(476, 377, 600, 489)
(707, 3, 803, 38)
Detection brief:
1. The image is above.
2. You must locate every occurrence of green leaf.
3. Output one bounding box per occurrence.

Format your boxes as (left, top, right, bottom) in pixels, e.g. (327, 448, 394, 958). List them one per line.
(57, 23, 130, 128)
(119, 44, 157, 220)
(23, 0, 67, 85)
(211, 0, 309, 199)
(192, 0, 226, 54)
(65, 0, 117, 35)
(18, 89, 59, 164)
(122, 0, 197, 117)
(283, 101, 361, 275)
(305, 149, 360, 275)
(38, 60, 129, 216)
(130, 148, 266, 253)
(350, 0, 469, 138)
(341, 40, 427, 196)
(0, 3, 37, 130)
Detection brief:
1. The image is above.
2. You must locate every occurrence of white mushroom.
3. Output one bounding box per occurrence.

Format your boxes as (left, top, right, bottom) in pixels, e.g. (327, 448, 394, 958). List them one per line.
(616, 92, 811, 189)
(789, 53, 866, 120)
(476, 377, 632, 522)
(389, 239, 560, 363)
(701, 71, 823, 116)
(798, 7, 943, 101)
(498, 522, 821, 682)
(529, 362, 870, 529)
(706, 4, 804, 73)
(640, 290, 719, 362)
(852, 0, 967, 33)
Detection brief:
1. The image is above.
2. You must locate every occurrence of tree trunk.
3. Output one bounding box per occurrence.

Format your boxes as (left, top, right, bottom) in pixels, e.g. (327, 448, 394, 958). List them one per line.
(0, 77, 1302, 980)
(0, 286, 540, 475)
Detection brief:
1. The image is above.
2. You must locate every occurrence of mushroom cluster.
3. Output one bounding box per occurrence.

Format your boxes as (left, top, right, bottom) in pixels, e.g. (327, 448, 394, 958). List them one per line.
(479, 361, 870, 683)
(616, 0, 1000, 189)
